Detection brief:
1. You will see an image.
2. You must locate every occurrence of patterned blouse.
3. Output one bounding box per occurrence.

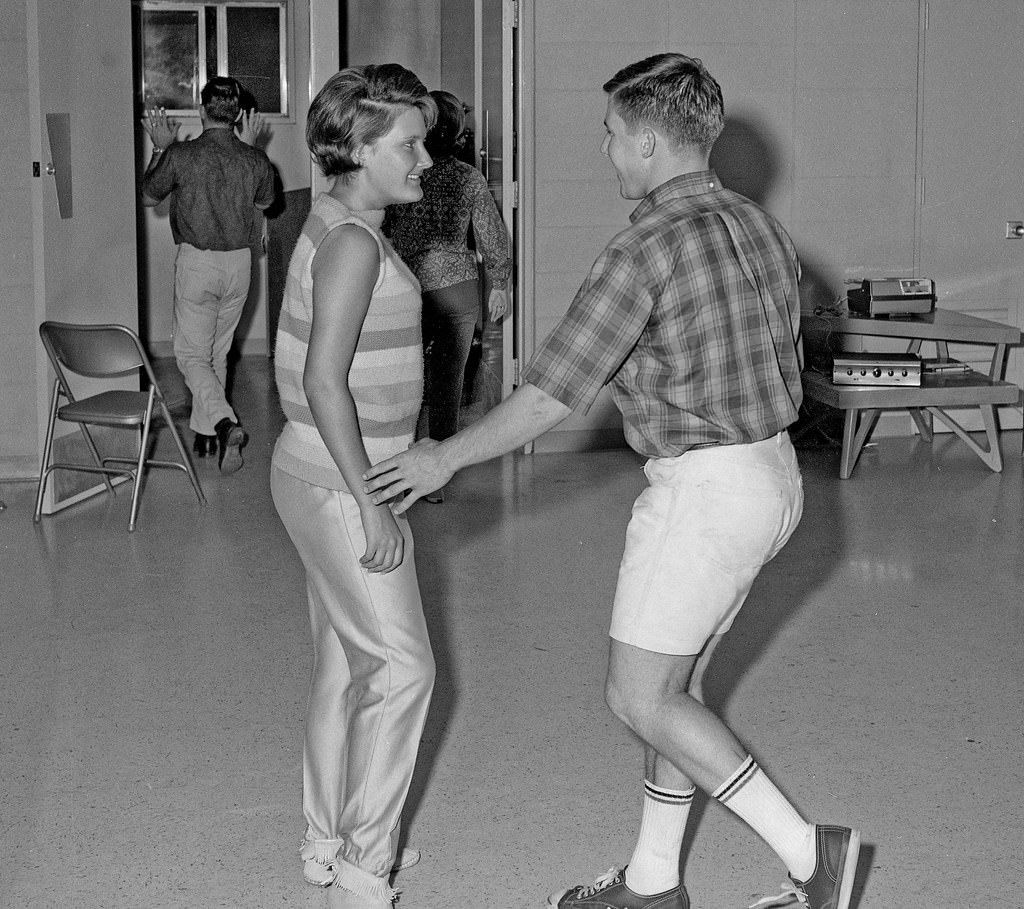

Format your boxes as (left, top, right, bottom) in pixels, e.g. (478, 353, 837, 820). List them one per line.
(384, 156, 511, 292)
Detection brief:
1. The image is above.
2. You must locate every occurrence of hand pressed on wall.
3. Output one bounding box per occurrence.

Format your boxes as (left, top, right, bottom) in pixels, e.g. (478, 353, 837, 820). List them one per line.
(141, 107, 180, 150)
(237, 109, 271, 148)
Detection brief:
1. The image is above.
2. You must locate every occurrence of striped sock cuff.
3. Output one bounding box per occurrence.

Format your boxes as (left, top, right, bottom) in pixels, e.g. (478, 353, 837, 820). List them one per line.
(711, 755, 758, 804)
(643, 779, 697, 806)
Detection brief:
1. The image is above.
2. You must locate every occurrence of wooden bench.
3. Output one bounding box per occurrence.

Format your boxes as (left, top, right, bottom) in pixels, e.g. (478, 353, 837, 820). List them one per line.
(800, 368, 1019, 478)
(799, 308, 1022, 478)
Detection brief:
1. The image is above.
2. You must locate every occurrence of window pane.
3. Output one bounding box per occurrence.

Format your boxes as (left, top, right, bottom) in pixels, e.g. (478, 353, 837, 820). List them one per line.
(205, 6, 218, 85)
(226, 6, 283, 114)
(141, 8, 200, 110)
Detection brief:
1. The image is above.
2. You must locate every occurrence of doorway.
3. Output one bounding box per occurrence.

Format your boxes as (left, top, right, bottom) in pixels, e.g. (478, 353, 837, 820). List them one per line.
(326, 0, 520, 428)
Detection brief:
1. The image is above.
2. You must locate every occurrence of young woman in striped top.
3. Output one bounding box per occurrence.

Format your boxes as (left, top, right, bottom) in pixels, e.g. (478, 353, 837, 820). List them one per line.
(270, 65, 436, 909)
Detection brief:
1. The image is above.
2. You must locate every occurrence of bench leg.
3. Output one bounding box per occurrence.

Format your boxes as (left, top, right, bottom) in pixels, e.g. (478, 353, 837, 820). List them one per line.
(839, 407, 881, 478)
(926, 404, 1004, 472)
(908, 407, 933, 441)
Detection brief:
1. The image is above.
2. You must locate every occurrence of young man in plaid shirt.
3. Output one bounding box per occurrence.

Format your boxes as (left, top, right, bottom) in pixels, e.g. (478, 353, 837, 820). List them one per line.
(364, 52, 861, 909)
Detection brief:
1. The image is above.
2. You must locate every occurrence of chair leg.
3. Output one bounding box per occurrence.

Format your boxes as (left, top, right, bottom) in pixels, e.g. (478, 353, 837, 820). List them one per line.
(33, 382, 61, 522)
(126, 396, 156, 532)
(159, 401, 206, 506)
(77, 423, 117, 496)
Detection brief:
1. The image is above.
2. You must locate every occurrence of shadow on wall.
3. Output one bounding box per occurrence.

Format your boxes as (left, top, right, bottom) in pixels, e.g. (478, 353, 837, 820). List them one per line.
(711, 114, 844, 447)
(710, 114, 779, 208)
(711, 113, 837, 313)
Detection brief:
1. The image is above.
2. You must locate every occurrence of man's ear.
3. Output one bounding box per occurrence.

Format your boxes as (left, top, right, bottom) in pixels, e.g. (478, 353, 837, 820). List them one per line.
(639, 127, 656, 158)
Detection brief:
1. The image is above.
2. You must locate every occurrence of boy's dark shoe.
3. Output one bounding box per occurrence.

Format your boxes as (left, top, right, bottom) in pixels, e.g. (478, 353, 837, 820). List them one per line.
(789, 825, 861, 909)
(192, 432, 217, 458)
(215, 418, 247, 474)
(547, 867, 688, 909)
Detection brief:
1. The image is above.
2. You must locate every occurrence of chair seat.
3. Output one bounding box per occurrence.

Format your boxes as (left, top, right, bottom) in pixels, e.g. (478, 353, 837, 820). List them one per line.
(58, 390, 151, 426)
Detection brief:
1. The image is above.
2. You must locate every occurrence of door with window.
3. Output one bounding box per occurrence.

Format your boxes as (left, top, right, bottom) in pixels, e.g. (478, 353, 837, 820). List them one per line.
(132, 0, 288, 358)
(312, 0, 521, 417)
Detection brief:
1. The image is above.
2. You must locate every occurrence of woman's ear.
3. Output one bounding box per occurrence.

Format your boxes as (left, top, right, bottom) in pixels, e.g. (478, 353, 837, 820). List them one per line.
(354, 142, 374, 167)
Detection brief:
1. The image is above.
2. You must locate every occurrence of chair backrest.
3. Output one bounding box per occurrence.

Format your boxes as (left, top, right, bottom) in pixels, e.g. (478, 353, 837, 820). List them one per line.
(39, 322, 159, 387)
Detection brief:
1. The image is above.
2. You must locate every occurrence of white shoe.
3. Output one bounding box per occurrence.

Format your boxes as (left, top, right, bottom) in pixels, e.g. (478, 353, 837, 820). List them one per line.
(300, 835, 421, 887)
(327, 884, 395, 909)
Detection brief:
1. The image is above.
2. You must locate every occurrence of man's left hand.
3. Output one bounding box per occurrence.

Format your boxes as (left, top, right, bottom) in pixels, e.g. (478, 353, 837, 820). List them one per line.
(364, 439, 452, 515)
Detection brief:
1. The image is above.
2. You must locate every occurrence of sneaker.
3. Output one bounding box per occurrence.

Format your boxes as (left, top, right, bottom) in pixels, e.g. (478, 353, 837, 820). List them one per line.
(789, 825, 861, 909)
(300, 835, 421, 887)
(215, 418, 247, 474)
(547, 867, 689, 909)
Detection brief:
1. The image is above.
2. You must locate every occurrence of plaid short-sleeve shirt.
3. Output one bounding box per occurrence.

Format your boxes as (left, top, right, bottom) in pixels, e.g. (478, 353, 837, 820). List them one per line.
(523, 170, 803, 458)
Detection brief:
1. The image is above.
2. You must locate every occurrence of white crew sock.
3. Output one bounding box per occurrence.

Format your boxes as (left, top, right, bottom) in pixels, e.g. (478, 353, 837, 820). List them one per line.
(712, 755, 816, 880)
(624, 780, 695, 895)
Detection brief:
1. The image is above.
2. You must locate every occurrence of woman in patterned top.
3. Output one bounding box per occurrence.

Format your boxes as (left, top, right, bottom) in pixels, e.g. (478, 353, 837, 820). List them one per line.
(384, 90, 512, 502)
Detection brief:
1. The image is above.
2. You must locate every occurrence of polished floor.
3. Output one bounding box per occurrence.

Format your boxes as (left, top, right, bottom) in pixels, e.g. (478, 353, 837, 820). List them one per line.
(1, 356, 1021, 909)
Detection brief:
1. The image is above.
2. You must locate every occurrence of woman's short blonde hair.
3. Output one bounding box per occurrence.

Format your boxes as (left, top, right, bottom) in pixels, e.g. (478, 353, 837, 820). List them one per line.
(307, 64, 437, 179)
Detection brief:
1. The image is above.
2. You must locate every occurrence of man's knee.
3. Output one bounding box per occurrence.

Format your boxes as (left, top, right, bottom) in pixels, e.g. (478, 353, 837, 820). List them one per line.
(605, 642, 703, 736)
(603, 670, 645, 732)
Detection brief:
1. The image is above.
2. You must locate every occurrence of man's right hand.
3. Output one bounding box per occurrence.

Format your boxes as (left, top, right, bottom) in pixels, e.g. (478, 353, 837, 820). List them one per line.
(141, 107, 179, 149)
(363, 439, 452, 515)
(238, 110, 270, 147)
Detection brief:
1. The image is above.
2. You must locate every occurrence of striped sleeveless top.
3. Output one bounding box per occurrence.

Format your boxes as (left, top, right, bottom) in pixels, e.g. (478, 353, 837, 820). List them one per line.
(272, 193, 423, 491)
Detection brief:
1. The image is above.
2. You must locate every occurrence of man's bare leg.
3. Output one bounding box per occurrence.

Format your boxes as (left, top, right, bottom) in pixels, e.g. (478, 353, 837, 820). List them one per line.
(624, 633, 727, 894)
(606, 638, 817, 881)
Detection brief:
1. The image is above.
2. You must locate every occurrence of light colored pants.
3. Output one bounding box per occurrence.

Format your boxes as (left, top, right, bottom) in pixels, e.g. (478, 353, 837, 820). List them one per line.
(172, 243, 251, 435)
(270, 466, 435, 879)
(610, 431, 804, 655)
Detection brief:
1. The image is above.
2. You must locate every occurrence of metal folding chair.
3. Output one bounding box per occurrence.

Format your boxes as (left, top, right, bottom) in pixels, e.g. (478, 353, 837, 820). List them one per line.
(34, 321, 205, 531)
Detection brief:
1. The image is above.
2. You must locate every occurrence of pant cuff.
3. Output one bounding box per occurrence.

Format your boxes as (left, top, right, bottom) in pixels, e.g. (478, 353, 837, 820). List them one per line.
(302, 834, 344, 864)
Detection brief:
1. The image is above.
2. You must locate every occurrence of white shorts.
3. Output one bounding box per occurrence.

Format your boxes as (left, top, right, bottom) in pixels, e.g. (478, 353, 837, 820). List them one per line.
(609, 431, 804, 656)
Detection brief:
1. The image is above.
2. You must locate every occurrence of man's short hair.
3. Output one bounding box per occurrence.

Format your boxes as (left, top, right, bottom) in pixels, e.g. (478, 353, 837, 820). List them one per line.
(603, 53, 725, 152)
(306, 64, 437, 179)
(201, 77, 242, 125)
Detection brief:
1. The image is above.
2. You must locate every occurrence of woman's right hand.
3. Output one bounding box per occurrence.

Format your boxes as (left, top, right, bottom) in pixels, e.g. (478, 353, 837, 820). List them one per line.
(358, 502, 405, 573)
(487, 286, 509, 321)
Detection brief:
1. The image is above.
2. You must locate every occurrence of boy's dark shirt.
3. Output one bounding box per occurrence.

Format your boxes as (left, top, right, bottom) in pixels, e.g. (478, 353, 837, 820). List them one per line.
(142, 127, 275, 251)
